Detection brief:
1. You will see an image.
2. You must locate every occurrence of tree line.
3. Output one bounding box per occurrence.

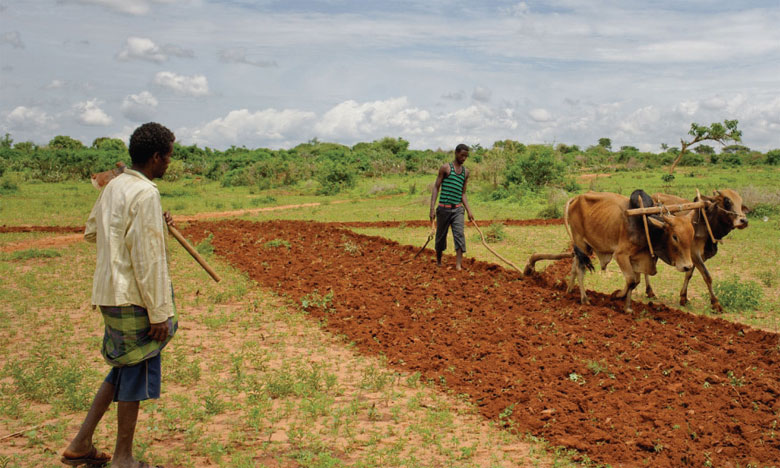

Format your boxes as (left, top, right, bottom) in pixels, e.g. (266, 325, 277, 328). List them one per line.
(1, 131, 778, 196)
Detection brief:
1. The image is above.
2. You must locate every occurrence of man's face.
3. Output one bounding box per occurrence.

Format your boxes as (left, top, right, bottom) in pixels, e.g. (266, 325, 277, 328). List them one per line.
(153, 143, 173, 179)
(455, 149, 469, 164)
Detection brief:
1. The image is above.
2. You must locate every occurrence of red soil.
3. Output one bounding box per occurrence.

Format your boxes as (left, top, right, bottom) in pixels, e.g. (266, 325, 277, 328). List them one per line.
(180, 219, 780, 468)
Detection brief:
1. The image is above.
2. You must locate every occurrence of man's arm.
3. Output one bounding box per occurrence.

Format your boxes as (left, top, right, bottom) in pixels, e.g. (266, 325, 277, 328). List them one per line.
(84, 191, 103, 243)
(429, 164, 447, 220)
(461, 168, 475, 222)
(126, 191, 173, 340)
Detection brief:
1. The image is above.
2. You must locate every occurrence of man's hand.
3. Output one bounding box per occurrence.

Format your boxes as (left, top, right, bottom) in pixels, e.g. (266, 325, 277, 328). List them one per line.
(468, 212, 475, 222)
(163, 211, 175, 228)
(429, 211, 436, 221)
(149, 321, 170, 342)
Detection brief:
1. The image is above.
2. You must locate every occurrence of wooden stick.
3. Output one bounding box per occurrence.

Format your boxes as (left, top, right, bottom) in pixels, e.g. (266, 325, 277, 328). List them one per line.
(404, 221, 436, 263)
(626, 201, 704, 216)
(697, 188, 718, 245)
(638, 198, 655, 257)
(523, 252, 573, 276)
(471, 220, 523, 273)
(0, 423, 47, 441)
(168, 225, 221, 282)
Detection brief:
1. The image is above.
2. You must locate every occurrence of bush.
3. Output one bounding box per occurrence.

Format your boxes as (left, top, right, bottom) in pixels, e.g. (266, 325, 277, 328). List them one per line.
(713, 276, 763, 311)
(721, 153, 742, 166)
(163, 158, 186, 182)
(766, 149, 780, 166)
(505, 145, 564, 189)
(316, 161, 357, 195)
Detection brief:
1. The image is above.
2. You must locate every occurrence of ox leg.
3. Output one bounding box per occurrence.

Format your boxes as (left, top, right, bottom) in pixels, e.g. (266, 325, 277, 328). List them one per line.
(678, 267, 695, 306)
(614, 254, 639, 313)
(644, 273, 656, 298)
(567, 253, 589, 305)
(693, 257, 722, 313)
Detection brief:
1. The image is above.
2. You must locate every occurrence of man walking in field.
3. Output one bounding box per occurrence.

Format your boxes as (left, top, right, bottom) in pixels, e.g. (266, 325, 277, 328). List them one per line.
(430, 143, 475, 270)
(61, 122, 177, 468)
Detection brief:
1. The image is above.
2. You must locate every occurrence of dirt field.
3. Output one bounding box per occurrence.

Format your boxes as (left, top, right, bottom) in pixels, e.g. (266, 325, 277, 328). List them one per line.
(180, 219, 780, 468)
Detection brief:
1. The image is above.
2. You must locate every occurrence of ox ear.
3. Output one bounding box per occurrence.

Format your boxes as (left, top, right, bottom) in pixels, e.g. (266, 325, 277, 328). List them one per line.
(742, 204, 750, 214)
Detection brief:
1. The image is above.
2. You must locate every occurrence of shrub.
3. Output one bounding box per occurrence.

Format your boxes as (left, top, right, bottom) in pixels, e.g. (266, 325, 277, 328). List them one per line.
(713, 276, 763, 311)
(766, 149, 780, 166)
(505, 145, 564, 189)
(163, 158, 186, 182)
(481, 223, 506, 243)
(316, 161, 357, 195)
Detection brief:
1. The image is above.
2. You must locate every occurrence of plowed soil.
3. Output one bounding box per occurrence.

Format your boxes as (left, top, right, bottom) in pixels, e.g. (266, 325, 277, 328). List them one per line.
(180, 219, 780, 468)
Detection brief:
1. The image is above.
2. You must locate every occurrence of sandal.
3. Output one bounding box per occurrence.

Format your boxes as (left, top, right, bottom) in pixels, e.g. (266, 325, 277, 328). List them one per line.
(60, 446, 111, 466)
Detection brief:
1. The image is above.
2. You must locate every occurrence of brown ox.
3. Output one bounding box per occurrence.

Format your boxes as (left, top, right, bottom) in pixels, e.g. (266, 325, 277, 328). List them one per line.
(565, 191, 696, 313)
(90, 161, 126, 190)
(643, 189, 749, 312)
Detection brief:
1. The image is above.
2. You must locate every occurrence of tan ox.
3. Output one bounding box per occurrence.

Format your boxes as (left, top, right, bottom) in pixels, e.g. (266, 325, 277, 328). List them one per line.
(90, 161, 126, 190)
(643, 189, 749, 312)
(565, 191, 696, 313)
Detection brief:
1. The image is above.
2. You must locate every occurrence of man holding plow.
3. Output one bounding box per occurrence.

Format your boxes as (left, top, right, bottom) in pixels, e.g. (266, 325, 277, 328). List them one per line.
(430, 143, 475, 270)
(61, 122, 177, 468)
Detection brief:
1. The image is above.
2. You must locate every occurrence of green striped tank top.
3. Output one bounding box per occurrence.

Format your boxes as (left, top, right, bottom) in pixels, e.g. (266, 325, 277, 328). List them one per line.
(439, 162, 465, 205)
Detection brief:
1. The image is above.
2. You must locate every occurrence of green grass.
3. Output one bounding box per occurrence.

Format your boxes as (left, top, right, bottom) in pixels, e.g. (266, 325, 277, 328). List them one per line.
(1, 165, 778, 467)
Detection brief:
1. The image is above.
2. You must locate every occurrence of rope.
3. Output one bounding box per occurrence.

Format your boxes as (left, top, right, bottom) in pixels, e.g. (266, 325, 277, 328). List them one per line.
(638, 197, 656, 258)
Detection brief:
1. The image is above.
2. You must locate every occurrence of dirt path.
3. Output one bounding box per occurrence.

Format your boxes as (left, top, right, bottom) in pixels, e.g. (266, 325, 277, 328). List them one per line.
(180, 219, 780, 468)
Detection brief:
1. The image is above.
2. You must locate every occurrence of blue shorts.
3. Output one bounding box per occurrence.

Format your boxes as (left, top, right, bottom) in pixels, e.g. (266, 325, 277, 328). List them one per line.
(104, 354, 161, 402)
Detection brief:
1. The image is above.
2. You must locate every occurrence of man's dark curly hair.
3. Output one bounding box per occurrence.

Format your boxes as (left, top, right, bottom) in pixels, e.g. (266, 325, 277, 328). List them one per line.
(455, 143, 469, 153)
(128, 122, 175, 166)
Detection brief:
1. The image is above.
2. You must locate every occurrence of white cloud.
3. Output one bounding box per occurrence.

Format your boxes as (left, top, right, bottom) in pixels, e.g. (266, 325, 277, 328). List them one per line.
(75, 99, 113, 126)
(529, 108, 552, 122)
(218, 48, 276, 67)
(6, 106, 52, 129)
(185, 108, 317, 147)
(117, 37, 166, 62)
(0, 31, 24, 49)
(314, 98, 433, 141)
(471, 86, 492, 103)
(121, 91, 158, 121)
(153, 71, 209, 96)
(117, 37, 193, 62)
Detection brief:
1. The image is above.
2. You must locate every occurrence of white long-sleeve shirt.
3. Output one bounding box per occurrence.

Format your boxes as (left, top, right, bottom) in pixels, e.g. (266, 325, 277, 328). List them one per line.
(85, 168, 174, 323)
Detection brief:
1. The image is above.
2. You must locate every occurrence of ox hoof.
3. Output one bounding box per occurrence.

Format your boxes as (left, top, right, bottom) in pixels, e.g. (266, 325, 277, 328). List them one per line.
(679, 297, 689, 306)
(711, 302, 724, 314)
(646, 290, 656, 299)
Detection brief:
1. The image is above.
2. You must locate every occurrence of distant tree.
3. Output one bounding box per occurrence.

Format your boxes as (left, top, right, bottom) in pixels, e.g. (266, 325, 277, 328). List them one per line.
(1, 133, 12, 148)
(668, 119, 741, 174)
(92, 137, 127, 152)
(13, 141, 36, 153)
(660, 143, 669, 151)
(556, 143, 580, 154)
(48, 135, 85, 150)
(693, 144, 715, 155)
(598, 138, 612, 150)
(721, 144, 750, 154)
(766, 149, 780, 165)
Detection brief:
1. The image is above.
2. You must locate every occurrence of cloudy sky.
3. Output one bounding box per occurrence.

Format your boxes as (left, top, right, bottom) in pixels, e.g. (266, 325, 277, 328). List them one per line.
(1, 1, 779, 152)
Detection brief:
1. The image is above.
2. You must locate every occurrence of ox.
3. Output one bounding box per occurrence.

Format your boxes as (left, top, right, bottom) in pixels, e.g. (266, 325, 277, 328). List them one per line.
(643, 189, 749, 312)
(564, 191, 696, 313)
(90, 161, 126, 190)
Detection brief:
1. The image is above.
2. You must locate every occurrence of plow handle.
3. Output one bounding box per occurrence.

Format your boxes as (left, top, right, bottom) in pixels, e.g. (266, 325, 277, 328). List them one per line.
(169, 225, 222, 282)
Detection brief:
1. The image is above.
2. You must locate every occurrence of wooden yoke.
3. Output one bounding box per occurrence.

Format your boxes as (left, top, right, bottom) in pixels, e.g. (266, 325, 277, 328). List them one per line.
(626, 200, 704, 216)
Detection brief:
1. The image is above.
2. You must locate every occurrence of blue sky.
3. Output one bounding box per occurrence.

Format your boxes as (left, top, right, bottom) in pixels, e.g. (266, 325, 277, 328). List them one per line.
(1, 0, 778, 151)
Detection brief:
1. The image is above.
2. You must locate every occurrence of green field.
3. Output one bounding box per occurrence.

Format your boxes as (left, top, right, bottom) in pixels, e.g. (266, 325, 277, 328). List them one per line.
(1, 165, 778, 467)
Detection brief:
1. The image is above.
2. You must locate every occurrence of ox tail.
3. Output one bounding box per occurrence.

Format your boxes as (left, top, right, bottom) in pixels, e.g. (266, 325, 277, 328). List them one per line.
(573, 245, 594, 273)
(563, 197, 574, 242)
